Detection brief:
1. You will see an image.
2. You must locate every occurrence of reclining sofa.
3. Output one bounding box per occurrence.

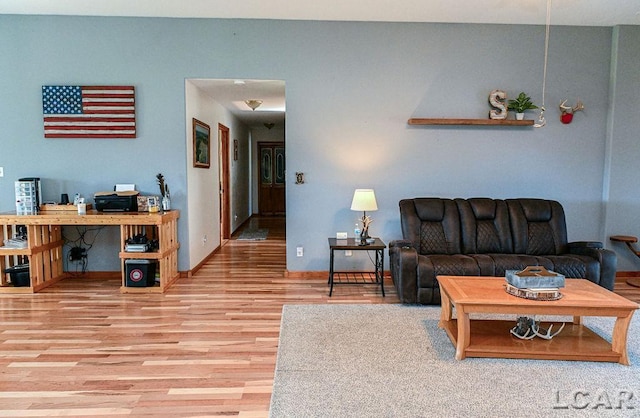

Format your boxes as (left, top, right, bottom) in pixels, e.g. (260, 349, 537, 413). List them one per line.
(389, 198, 616, 305)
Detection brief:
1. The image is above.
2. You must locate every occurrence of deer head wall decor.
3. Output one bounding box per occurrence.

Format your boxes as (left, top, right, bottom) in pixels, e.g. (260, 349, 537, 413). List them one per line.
(559, 100, 584, 124)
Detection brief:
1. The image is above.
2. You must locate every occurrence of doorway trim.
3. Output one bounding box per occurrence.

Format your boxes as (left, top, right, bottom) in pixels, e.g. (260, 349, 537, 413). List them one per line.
(219, 123, 231, 241)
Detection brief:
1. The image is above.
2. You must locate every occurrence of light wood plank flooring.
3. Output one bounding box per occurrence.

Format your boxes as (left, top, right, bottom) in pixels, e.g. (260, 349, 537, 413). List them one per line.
(0, 216, 638, 416)
(0, 217, 395, 417)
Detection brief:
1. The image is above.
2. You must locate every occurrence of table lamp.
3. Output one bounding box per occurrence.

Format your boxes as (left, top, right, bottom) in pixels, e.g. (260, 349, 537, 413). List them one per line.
(350, 188, 378, 245)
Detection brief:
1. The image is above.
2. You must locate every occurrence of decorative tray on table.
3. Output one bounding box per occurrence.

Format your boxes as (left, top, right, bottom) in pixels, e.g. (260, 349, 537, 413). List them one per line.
(505, 266, 565, 301)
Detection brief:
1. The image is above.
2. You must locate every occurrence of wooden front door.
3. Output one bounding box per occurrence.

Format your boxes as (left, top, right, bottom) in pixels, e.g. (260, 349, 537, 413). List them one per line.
(258, 142, 285, 215)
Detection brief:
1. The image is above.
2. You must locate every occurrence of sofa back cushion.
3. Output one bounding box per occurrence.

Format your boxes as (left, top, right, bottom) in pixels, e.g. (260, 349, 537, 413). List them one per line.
(399, 198, 461, 255)
(456, 198, 513, 254)
(507, 199, 568, 255)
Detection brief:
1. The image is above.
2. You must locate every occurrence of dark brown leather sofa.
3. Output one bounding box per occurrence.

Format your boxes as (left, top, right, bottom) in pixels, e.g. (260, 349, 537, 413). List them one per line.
(389, 198, 617, 304)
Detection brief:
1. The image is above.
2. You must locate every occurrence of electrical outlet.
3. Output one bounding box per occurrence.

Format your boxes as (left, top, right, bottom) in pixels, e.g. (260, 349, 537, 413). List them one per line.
(345, 250, 352, 257)
(0, 167, 4, 177)
(296, 246, 304, 257)
(336, 232, 348, 239)
(202, 235, 207, 246)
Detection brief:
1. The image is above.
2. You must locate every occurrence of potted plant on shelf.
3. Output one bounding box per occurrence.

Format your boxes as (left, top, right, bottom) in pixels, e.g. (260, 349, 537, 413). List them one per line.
(508, 92, 538, 120)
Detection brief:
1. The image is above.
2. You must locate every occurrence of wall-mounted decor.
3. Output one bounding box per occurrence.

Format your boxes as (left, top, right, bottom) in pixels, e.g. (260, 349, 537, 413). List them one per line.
(42, 85, 135, 138)
(559, 100, 585, 124)
(234, 139, 238, 161)
(193, 118, 211, 168)
(488, 90, 507, 120)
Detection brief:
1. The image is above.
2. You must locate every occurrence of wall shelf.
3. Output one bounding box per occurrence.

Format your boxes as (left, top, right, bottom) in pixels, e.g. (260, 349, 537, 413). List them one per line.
(408, 118, 534, 126)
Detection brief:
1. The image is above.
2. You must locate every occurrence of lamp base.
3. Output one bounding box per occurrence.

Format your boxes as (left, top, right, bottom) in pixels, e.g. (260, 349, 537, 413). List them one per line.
(357, 235, 375, 246)
(358, 231, 372, 246)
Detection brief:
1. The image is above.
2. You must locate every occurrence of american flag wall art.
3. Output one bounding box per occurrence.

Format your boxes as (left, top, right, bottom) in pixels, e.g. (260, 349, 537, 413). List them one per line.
(42, 85, 136, 138)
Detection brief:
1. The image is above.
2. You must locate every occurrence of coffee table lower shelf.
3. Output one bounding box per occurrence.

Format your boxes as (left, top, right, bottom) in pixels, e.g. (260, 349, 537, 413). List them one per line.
(440, 318, 621, 363)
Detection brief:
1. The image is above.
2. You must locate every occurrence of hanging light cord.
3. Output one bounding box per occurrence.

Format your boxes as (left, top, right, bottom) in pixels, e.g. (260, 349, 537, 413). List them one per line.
(535, 0, 552, 128)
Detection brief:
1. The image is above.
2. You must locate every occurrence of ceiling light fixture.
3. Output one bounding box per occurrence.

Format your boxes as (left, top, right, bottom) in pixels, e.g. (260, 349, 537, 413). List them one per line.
(244, 99, 263, 111)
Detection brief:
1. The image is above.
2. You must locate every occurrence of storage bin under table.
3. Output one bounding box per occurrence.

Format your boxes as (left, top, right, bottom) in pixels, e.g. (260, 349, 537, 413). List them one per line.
(4, 264, 30, 287)
(125, 259, 156, 287)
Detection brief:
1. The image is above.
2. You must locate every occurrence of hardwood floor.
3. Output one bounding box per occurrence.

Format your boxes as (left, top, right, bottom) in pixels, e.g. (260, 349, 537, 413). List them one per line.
(612, 274, 640, 303)
(0, 216, 638, 416)
(0, 216, 395, 417)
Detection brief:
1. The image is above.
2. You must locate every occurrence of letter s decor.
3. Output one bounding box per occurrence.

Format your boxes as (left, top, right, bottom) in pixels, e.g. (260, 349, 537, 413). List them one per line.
(488, 90, 508, 120)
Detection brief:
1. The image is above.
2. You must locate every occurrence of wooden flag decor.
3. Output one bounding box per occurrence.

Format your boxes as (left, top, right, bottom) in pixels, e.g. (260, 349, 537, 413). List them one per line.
(42, 85, 136, 138)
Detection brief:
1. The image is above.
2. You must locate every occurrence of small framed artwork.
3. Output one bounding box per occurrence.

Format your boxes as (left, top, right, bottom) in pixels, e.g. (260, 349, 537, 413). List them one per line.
(193, 118, 211, 168)
(234, 139, 238, 161)
(147, 196, 160, 213)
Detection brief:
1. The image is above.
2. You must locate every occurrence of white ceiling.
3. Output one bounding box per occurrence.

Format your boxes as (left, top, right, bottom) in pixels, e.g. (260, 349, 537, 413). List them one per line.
(189, 79, 286, 129)
(4, 0, 639, 128)
(2, 0, 640, 26)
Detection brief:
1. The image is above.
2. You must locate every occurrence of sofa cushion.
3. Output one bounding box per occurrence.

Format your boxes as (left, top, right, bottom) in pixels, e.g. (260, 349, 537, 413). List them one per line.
(544, 254, 598, 280)
(416, 254, 480, 304)
(526, 222, 557, 254)
(400, 198, 462, 255)
(507, 199, 568, 255)
(417, 254, 480, 287)
(470, 254, 553, 276)
(457, 198, 513, 254)
(420, 221, 449, 254)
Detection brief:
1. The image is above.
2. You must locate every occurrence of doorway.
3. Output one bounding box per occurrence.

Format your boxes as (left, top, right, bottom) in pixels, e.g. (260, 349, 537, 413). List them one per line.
(185, 78, 286, 269)
(258, 142, 285, 215)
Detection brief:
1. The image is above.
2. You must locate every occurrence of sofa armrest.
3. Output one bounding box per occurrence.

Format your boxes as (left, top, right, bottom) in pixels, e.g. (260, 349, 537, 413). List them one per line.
(568, 241, 603, 250)
(568, 241, 617, 291)
(389, 239, 416, 251)
(389, 241, 419, 303)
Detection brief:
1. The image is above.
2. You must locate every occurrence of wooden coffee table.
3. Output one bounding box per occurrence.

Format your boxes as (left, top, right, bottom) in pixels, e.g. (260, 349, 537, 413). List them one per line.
(436, 276, 638, 365)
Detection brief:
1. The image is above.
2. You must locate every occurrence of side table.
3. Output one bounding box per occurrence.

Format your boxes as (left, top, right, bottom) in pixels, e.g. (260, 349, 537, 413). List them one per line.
(610, 235, 640, 288)
(328, 237, 386, 296)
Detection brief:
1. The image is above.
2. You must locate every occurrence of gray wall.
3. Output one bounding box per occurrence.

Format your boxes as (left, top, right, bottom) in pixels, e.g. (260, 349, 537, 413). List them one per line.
(1, 16, 638, 273)
(604, 26, 640, 271)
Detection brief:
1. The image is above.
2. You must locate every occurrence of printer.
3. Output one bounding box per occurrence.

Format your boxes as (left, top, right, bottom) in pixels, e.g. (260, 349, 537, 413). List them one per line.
(94, 190, 139, 212)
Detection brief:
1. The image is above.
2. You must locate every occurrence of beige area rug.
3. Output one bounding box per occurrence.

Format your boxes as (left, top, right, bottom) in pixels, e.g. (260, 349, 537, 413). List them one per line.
(269, 304, 640, 417)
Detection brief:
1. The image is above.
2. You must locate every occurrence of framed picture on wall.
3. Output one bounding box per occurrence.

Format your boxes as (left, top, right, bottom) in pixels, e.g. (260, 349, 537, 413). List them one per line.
(193, 118, 211, 168)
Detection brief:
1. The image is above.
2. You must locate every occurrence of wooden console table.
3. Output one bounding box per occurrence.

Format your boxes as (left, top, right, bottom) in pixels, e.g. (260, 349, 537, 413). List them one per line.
(0, 210, 180, 294)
